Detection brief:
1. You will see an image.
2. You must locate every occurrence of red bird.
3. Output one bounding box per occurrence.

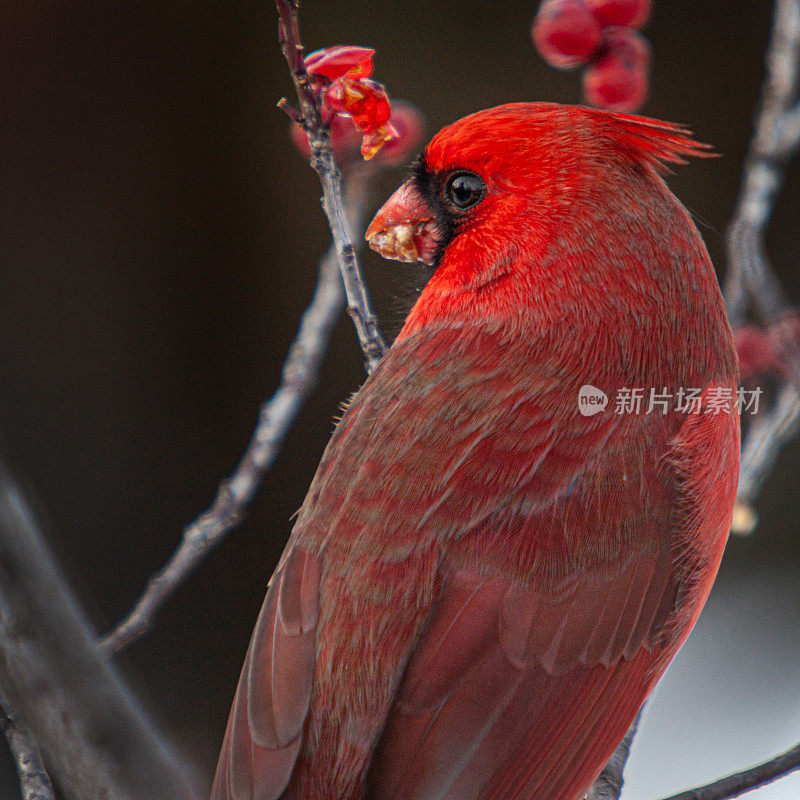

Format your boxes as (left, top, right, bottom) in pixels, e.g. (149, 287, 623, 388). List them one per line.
(211, 103, 740, 800)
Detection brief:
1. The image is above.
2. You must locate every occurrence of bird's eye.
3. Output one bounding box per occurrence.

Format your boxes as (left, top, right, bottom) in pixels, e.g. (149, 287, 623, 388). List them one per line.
(443, 171, 486, 211)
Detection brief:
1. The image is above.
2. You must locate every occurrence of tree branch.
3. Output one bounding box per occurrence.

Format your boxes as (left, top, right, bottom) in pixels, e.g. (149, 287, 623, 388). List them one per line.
(0, 455, 199, 800)
(586, 706, 645, 800)
(1, 698, 54, 800)
(655, 740, 800, 800)
(723, 0, 800, 330)
(723, 0, 800, 531)
(275, 0, 387, 373)
(101, 173, 377, 655)
(736, 382, 800, 505)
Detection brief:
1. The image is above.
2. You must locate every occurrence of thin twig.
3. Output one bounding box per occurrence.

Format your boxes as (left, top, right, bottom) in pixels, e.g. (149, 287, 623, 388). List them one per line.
(0, 455, 199, 800)
(1, 698, 54, 800)
(587, 706, 645, 800)
(275, 0, 387, 372)
(737, 382, 800, 504)
(655, 740, 800, 800)
(723, 0, 800, 525)
(723, 0, 800, 330)
(101, 175, 377, 655)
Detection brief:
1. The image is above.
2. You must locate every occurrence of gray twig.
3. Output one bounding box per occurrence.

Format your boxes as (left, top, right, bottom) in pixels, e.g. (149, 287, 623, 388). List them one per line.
(1, 698, 54, 800)
(737, 382, 800, 505)
(725, 0, 800, 531)
(655, 740, 800, 800)
(0, 456, 199, 800)
(101, 175, 376, 655)
(275, 0, 387, 373)
(586, 706, 645, 800)
(724, 0, 800, 329)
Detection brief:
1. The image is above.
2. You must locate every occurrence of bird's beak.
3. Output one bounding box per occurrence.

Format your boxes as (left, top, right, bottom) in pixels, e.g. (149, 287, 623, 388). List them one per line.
(365, 180, 439, 265)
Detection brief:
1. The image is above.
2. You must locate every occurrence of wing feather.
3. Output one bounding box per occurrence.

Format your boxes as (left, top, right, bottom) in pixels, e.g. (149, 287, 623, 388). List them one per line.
(367, 546, 676, 800)
(209, 545, 320, 800)
(211, 324, 738, 800)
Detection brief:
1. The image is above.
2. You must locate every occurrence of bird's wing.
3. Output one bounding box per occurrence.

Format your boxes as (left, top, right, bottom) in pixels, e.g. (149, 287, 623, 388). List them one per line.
(365, 392, 738, 800)
(365, 556, 673, 800)
(211, 322, 566, 800)
(210, 543, 320, 800)
(211, 323, 738, 800)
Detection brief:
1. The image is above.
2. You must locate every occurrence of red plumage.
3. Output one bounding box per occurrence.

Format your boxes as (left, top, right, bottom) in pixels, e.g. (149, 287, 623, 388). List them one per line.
(211, 103, 739, 800)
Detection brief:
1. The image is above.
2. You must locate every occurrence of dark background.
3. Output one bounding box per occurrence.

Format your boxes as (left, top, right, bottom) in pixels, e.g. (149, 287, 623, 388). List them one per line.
(0, 0, 798, 796)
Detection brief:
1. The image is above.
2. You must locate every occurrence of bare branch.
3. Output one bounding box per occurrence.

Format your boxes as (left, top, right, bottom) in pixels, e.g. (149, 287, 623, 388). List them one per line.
(101, 174, 377, 655)
(586, 706, 645, 800)
(724, 0, 800, 341)
(1, 698, 54, 800)
(655, 740, 800, 800)
(722, 0, 800, 533)
(737, 383, 800, 505)
(0, 455, 199, 800)
(275, 0, 387, 372)
(776, 97, 800, 151)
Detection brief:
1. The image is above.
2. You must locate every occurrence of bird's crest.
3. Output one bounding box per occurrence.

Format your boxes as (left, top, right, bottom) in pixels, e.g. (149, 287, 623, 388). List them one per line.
(422, 104, 714, 180)
(598, 111, 715, 174)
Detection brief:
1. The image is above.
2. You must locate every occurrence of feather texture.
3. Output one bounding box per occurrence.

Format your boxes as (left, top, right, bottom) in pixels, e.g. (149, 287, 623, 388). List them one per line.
(210, 103, 739, 800)
(210, 545, 319, 800)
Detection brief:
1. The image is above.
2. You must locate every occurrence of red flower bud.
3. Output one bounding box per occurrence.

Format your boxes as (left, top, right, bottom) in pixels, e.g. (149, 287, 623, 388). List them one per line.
(374, 101, 425, 165)
(532, 0, 603, 68)
(361, 124, 399, 160)
(582, 26, 649, 111)
(587, 0, 651, 29)
(305, 46, 374, 81)
(290, 101, 423, 166)
(342, 80, 392, 130)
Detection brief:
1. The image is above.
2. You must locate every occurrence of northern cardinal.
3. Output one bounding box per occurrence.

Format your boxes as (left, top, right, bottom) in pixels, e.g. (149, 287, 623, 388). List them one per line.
(211, 103, 739, 800)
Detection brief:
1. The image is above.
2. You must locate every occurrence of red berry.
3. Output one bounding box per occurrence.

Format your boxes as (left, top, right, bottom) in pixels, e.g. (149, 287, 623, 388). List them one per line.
(587, 0, 651, 28)
(532, 0, 603, 69)
(350, 81, 392, 129)
(322, 81, 352, 113)
(321, 78, 392, 132)
(767, 310, 800, 378)
(735, 325, 781, 382)
(290, 114, 362, 164)
(296, 43, 408, 162)
(582, 27, 649, 111)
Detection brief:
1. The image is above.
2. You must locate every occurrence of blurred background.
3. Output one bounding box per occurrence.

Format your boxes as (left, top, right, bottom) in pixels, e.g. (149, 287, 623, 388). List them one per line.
(0, 0, 798, 797)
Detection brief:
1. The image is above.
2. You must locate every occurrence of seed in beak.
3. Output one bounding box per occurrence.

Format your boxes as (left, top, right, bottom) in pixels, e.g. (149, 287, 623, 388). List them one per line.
(365, 180, 440, 265)
(368, 222, 429, 262)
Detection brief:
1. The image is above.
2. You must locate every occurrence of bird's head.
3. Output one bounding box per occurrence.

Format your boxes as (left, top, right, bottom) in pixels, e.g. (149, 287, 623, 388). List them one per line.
(366, 103, 710, 303)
